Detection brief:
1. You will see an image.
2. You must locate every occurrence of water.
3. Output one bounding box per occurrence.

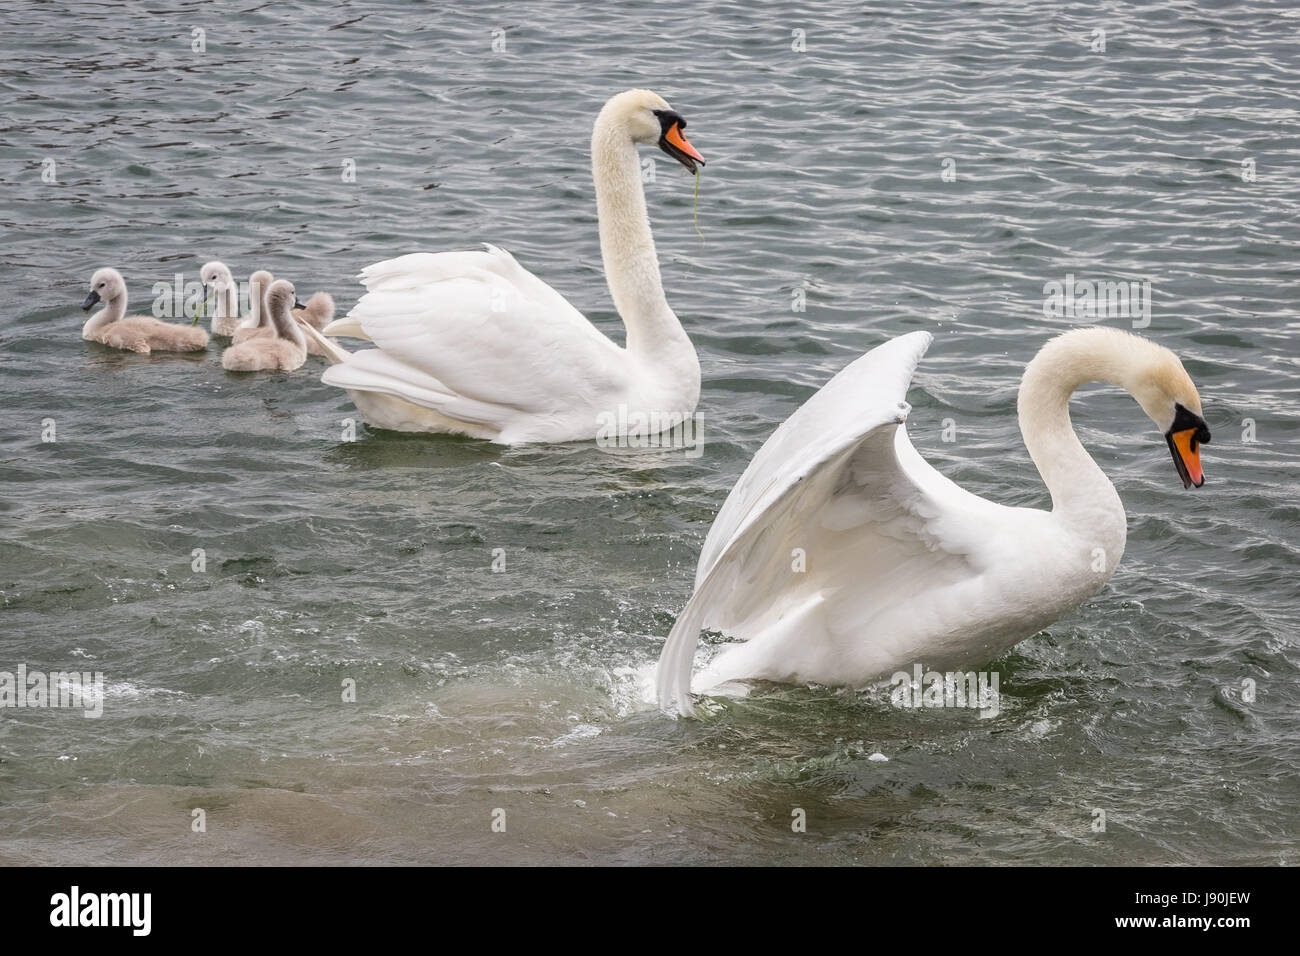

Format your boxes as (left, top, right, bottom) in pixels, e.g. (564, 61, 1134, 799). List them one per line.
(1, 0, 1298, 865)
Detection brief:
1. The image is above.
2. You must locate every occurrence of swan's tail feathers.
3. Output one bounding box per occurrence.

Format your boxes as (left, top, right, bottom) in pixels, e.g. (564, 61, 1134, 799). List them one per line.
(321, 315, 369, 340)
(319, 350, 508, 430)
(174, 324, 210, 351)
(295, 317, 351, 365)
(657, 574, 729, 717)
(295, 291, 335, 329)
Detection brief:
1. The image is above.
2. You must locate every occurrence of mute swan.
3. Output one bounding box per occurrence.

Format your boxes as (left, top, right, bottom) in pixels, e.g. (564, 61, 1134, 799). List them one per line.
(81, 268, 209, 353)
(656, 327, 1212, 716)
(221, 279, 307, 372)
(199, 261, 243, 337)
(232, 269, 334, 356)
(317, 88, 706, 443)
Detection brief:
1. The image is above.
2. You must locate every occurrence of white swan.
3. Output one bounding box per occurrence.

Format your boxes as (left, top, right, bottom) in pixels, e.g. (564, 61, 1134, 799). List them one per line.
(221, 279, 307, 372)
(316, 88, 706, 443)
(656, 327, 1212, 716)
(81, 268, 208, 353)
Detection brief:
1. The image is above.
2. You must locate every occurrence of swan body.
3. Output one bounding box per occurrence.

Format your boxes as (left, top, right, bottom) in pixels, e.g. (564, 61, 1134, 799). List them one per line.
(221, 279, 307, 372)
(318, 88, 706, 443)
(657, 328, 1211, 716)
(81, 268, 208, 353)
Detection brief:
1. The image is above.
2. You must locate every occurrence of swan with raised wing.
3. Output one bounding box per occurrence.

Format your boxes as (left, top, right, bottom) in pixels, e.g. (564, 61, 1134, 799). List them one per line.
(317, 89, 705, 443)
(657, 328, 1212, 716)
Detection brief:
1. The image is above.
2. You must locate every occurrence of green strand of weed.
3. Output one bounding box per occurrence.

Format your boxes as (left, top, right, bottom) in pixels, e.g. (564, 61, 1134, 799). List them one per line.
(693, 169, 704, 241)
(193, 285, 217, 327)
(192, 287, 208, 327)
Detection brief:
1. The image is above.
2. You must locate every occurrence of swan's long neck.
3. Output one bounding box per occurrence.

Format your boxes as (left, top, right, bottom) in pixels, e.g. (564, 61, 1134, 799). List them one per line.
(214, 283, 238, 319)
(269, 296, 305, 348)
(1017, 329, 1136, 545)
(252, 290, 268, 328)
(84, 293, 126, 334)
(591, 114, 691, 363)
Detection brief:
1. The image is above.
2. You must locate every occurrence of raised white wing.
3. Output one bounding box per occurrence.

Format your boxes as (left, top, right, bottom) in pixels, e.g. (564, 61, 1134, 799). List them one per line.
(321, 245, 630, 431)
(657, 331, 1000, 715)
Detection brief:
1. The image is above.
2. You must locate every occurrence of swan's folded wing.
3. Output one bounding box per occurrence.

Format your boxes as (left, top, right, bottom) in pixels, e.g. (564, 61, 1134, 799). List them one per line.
(657, 331, 990, 715)
(340, 245, 628, 418)
(359, 245, 592, 326)
(320, 349, 517, 427)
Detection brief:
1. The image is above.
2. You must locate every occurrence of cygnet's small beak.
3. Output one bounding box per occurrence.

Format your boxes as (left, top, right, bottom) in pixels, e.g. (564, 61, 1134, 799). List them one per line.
(81, 290, 100, 312)
(293, 298, 306, 310)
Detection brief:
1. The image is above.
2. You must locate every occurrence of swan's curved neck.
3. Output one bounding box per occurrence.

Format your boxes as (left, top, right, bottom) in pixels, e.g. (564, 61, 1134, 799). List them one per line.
(269, 297, 304, 348)
(252, 288, 269, 328)
(86, 293, 126, 331)
(1017, 330, 1132, 537)
(214, 283, 238, 319)
(591, 116, 689, 359)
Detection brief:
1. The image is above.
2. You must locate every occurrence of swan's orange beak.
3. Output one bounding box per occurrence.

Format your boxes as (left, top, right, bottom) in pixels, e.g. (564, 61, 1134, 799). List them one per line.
(654, 108, 705, 174)
(1165, 405, 1210, 489)
(666, 124, 703, 164)
(1169, 429, 1204, 488)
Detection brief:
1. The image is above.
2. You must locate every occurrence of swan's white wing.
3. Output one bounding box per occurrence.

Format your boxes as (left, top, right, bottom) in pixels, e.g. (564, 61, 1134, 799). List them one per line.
(657, 331, 996, 715)
(322, 245, 629, 429)
(696, 332, 938, 585)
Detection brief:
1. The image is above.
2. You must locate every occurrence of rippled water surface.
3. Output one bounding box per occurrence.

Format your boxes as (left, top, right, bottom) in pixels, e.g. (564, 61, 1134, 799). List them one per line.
(1, 0, 1298, 865)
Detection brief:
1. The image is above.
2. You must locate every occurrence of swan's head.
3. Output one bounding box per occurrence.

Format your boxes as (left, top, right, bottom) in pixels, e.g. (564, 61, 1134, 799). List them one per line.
(1128, 341, 1212, 489)
(199, 260, 235, 316)
(200, 260, 234, 293)
(602, 89, 705, 173)
(82, 267, 125, 311)
(249, 269, 274, 317)
(266, 279, 305, 315)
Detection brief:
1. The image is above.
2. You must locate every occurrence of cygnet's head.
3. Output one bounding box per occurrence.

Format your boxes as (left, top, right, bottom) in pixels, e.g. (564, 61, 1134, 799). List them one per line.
(599, 89, 705, 173)
(249, 270, 274, 319)
(200, 260, 234, 292)
(265, 279, 304, 316)
(249, 270, 274, 295)
(83, 267, 126, 311)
